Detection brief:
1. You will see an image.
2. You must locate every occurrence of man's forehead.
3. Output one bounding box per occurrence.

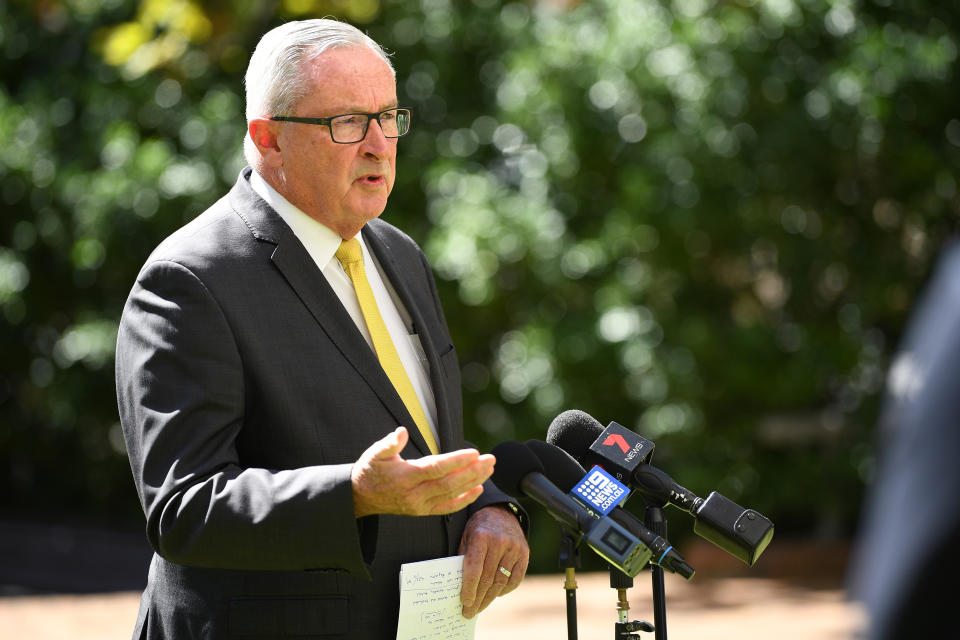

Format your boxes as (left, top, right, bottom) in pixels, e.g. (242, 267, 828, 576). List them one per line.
(304, 46, 394, 83)
(300, 46, 397, 112)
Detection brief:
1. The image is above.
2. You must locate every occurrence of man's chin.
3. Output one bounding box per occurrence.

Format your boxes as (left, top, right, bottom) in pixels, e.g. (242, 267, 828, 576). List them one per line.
(350, 196, 390, 219)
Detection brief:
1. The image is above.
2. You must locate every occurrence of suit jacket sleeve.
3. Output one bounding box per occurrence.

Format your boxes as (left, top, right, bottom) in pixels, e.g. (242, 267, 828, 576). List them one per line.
(116, 257, 374, 577)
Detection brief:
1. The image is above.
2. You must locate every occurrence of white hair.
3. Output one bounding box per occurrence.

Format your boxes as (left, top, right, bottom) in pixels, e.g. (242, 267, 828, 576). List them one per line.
(243, 19, 395, 165)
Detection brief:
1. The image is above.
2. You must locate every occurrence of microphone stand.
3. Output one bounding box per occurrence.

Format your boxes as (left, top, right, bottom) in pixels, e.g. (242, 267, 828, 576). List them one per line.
(644, 499, 669, 640)
(610, 566, 655, 639)
(558, 531, 581, 640)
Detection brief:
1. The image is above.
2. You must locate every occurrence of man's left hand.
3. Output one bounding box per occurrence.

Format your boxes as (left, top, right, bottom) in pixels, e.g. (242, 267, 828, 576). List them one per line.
(459, 505, 529, 619)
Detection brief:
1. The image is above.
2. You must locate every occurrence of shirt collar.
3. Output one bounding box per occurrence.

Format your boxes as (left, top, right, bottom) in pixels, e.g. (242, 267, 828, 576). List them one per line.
(249, 169, 346, 268)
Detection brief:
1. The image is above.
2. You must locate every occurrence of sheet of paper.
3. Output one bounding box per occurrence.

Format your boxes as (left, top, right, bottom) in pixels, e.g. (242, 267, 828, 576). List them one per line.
(396, 555, 475, 640)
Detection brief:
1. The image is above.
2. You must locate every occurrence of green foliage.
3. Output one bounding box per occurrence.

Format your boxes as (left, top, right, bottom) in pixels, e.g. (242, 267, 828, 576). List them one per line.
(1, 0, 958, 570)
(376, 0, 960, 545)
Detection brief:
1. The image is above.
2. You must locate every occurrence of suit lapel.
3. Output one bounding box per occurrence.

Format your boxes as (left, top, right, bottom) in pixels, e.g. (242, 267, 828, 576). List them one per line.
(227, 170, 423, 453)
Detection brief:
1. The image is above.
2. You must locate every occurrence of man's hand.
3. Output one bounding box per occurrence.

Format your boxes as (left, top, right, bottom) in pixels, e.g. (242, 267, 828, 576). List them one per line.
(459, 505, 530, 619)
(351, 427, 495, 518)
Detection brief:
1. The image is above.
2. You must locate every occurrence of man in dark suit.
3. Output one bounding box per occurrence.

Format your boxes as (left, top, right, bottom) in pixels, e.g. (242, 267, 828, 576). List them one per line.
(115, 19, 529, 639)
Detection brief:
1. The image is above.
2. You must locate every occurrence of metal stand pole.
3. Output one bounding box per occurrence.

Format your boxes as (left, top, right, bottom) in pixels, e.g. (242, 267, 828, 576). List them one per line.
(558, 533, 580, 640)
(645, 504, 669, 640)
(565, 567, 578, 640)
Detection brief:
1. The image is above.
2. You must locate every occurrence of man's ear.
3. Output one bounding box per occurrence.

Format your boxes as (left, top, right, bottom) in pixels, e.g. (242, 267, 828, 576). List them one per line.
(248, 118, 283, 167)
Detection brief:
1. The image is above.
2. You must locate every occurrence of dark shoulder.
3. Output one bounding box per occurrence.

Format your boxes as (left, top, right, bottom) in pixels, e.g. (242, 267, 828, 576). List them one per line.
(365, 218, 429, 267)
(366, 218, 423, 253)
(138, 194, 262, 281)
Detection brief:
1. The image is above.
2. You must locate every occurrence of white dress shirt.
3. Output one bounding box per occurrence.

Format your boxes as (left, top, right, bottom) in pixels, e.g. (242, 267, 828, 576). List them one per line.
(249, 170, 440, 446)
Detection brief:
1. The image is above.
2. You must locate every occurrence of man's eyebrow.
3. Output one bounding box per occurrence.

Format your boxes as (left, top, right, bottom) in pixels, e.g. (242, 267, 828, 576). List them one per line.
(328, 102, 400, 114)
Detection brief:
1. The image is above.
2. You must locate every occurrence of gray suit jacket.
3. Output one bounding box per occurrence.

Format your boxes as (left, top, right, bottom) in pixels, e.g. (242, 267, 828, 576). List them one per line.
(116, 168, 520, 639)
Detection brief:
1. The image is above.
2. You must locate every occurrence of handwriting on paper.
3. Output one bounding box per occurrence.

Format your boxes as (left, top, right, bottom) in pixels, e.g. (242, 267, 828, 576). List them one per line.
(396, 555, 475, 640)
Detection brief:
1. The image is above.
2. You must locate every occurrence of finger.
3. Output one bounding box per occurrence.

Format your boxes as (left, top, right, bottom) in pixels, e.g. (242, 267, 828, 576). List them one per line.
(459, 506, 530, 614)
(417, 465, 493, 511)
(466, 551, 510, 618)
(473, 559, 526, 616)
(459, 536, 485, 618)
(460, 525, 515, 618)
(368, 426, 408, 461)
(460, 510, 502, 619)
(490, 539, 529, 598)
(459, 546, 509, 619)
(472, 580, 504, 617)
(409, 450, 490, 479)
(499, 553, 528, 596)
(428, 484, 484, 515)
(402, 453, 493, 505)
(358, 457, 488, 518)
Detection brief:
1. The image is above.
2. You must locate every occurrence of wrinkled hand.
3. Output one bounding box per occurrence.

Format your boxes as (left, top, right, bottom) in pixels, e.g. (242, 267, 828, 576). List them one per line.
(351, 427, 494, 518)
(459, 505, 530, 619)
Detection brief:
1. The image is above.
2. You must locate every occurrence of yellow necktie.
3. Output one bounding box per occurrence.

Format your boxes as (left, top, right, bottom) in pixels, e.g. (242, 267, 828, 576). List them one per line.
(336, 238, 439, 455)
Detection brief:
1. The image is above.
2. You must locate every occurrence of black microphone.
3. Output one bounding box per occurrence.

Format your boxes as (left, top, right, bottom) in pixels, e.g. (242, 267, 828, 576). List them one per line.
(547, 410, 775, 566)
(524, 439, 695, 580)
(490, 440, 651, 577)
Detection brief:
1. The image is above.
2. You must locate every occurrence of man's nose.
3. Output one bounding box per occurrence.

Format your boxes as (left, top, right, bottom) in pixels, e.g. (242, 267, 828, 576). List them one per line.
(361, 118, 392, 158)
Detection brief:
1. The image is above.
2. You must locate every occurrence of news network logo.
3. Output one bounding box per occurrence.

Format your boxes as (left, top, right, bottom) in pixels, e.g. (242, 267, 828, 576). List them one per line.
(588, 422, 655, 478)
(571, 466, 628, 516)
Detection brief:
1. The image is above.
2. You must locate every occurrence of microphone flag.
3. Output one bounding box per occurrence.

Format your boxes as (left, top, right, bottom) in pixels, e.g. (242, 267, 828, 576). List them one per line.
(571, 466, 629, 517)
(587, 421, 656, 482)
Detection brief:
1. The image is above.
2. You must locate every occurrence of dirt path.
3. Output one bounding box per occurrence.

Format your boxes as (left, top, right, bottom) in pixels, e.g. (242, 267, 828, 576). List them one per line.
(0, 572, 864, 639)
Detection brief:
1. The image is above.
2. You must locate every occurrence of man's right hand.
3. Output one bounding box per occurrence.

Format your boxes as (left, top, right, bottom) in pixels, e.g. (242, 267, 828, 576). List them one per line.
(351, 426, 495, 518)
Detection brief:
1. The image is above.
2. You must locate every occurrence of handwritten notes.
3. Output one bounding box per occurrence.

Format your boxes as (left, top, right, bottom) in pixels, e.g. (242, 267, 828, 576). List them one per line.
(396, 555, 475, 640)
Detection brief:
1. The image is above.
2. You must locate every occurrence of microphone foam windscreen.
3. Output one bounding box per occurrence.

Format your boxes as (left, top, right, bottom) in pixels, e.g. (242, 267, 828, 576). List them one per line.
(524, 439, 587, 491)
(490, 440, 545, 496)
(545, 409, 605, 464)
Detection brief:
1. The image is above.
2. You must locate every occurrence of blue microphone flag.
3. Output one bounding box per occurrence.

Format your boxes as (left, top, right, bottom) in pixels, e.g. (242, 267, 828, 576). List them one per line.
(571, 465, 629, 516)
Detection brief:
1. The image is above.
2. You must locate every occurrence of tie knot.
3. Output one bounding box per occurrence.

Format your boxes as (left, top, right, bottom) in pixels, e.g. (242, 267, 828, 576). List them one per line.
(336, 237, 363, 266)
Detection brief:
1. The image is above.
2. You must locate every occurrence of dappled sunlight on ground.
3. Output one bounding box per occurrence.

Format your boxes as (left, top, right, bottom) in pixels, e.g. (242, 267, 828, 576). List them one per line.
(0, 573, 865, 640)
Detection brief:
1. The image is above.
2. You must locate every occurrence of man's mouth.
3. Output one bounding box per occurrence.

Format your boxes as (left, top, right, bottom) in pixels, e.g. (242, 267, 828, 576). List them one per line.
(357, 174, 384, 185)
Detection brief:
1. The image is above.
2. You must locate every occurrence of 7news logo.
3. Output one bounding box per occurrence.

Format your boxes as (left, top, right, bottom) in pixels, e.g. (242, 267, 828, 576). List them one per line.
(571, 466, 629, 516)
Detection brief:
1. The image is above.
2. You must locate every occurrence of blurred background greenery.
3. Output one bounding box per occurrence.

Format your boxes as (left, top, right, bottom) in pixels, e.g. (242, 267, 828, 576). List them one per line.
(1, 0, 957, 573)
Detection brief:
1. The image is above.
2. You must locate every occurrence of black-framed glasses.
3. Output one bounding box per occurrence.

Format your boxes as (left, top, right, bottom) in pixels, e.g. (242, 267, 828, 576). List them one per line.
(270, 108, 412, 144)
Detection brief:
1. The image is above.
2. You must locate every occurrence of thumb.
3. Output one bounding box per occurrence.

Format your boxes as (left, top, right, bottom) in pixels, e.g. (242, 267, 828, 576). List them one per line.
(368, 426, 409, 461)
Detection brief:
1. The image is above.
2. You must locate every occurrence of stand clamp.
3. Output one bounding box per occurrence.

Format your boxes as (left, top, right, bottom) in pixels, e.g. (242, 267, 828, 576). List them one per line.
(615, 620, 656, 639)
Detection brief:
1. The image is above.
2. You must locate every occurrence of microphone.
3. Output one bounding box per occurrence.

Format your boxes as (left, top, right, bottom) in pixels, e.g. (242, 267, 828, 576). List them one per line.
(547, 410, 657, 486)
(524, 439, 695, 580)
(490, 440, 651, 577)
(547, 410, 774, 566)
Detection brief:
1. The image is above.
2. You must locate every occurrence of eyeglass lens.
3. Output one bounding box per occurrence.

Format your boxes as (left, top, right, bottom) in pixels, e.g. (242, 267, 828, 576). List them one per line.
(330, 109, 410, 143)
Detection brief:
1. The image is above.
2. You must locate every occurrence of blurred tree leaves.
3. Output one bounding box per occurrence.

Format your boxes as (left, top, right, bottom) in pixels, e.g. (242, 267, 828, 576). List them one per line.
(1, 0, 957, 566)
(95, 0, 212, 74)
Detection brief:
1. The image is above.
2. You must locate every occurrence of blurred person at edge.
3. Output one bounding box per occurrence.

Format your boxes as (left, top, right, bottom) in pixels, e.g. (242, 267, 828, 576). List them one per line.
(848, 237, 960, 639)
(115, 18, 529, 639)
